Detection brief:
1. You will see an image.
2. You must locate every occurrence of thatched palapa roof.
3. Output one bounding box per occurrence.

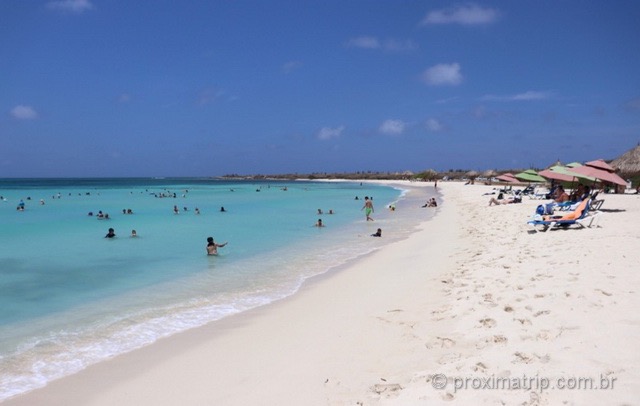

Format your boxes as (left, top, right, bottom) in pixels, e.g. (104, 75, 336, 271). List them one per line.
(611, 144, 640, 175)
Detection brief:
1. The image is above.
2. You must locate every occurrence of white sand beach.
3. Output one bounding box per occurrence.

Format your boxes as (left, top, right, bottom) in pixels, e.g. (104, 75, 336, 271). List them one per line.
(5, 181, 640, 405)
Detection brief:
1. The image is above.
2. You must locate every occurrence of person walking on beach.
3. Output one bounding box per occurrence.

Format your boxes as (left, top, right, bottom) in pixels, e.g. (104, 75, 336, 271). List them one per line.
(206, 237, 227, 256)
(361, 196, 374, 221)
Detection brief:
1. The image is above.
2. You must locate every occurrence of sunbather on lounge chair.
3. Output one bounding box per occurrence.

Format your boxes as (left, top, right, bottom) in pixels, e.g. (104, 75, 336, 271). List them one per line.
(489, 196, 521, 206)
(541, 197, 590, 222)
(527, 197, 594, 232)
(552, 186, 570, 203)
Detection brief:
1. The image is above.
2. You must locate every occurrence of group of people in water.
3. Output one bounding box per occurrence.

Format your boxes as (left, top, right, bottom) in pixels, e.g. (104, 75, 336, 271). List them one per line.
(89, 210, 111, 219)
(105, 228, 137, 238)
(10, 187, 403, 258)
(173, 205, 226, 214)
(105, 226, 226, 256)
(313, 195, 384, 237)
(10, 186, 444, 260)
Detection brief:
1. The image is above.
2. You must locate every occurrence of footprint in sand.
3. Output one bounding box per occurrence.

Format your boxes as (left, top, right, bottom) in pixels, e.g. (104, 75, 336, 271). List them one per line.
(533, 310, 550, 317)
(512, 352, 549, 364)
(438, 353, 462, 365)
(595, 288, 613, 296)
(425, 336, 456, 349)
(441, 392, 455, 401)
(479, 318, 497, 328)
(431, 305, 452, 315)
(476, 334, 508, 349)
(472, 362, 488, 372)
(370, 383, 403, 396)
(504, 305, 514, 313)
(536, 354, 551, 363)
(513, 352, 534, 364)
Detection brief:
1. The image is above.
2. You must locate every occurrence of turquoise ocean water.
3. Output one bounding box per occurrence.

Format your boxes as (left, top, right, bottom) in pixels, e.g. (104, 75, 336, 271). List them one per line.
(0, 178, 436, 401)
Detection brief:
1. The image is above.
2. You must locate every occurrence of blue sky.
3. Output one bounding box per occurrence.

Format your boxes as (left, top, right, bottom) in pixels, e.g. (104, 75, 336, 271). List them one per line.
(2, 0, 639, 177)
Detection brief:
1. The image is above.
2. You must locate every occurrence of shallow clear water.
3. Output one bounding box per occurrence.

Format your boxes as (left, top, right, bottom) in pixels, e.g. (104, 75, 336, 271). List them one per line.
(0, 178, 436, 401)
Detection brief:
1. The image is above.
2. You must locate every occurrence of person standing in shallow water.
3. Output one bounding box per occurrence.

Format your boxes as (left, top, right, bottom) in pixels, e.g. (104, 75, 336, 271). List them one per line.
(206, 237, 227, 256)
(105, 228, 116, 238)
(361, 196, 374, 221)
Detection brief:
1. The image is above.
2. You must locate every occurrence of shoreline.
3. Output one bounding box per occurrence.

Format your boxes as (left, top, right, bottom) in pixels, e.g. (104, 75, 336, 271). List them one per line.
(5, 182, 639, 405)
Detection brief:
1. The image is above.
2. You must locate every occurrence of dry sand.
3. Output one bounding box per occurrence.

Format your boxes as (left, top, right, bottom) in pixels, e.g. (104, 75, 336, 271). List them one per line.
(5, 182, 640, 405)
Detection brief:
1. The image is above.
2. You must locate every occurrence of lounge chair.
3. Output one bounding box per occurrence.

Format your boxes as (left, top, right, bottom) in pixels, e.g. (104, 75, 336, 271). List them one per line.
(591, 199, 605, 211)
(530, 187, 548, 200)
(528, 198, 594, 232)
(520, 185, 535, 195)
(555, 201, 577, 211)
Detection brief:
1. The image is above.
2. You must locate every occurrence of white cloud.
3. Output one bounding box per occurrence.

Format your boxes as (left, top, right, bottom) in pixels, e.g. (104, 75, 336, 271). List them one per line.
(46, 0, 94, 13)
(11, 105, 38, 120)
(512, 91, 550, 100)
(282, 60, 303, 74)
(317, 125, 344, 140)
(421, 63, 463, 86)
(426, 118, 443, 132)
(379, 119, 405, 135)
(346, 37, 417, 52)
(422, 4, 500, 25)
(481, 91, 551, 101)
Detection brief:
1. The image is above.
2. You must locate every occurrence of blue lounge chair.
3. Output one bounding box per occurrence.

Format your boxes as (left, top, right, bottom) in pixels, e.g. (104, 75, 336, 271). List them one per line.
(528, 199, 592, 232)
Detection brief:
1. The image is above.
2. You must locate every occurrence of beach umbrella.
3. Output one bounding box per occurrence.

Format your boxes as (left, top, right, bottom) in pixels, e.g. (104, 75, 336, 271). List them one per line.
(495, 173, 519, 183)
(570, 162, 626, 186)
(465, 170, 479, 178)
(538, 168, 576, 183)
(540, 165, 596, 183)
(514, 169, 546, 183)
(583, 159, 615, 172)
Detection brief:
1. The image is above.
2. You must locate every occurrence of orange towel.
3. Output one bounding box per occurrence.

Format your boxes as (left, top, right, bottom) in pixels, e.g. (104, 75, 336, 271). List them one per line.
(558, 198, 589, 221)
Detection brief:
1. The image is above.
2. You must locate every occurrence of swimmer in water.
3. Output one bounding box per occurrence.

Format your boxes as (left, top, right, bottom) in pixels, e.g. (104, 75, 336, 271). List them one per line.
(206, 236, 227, 256)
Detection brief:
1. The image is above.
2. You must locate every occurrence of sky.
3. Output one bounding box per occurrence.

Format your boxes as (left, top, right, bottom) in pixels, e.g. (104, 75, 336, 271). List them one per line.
(1, 0, 640, 177)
